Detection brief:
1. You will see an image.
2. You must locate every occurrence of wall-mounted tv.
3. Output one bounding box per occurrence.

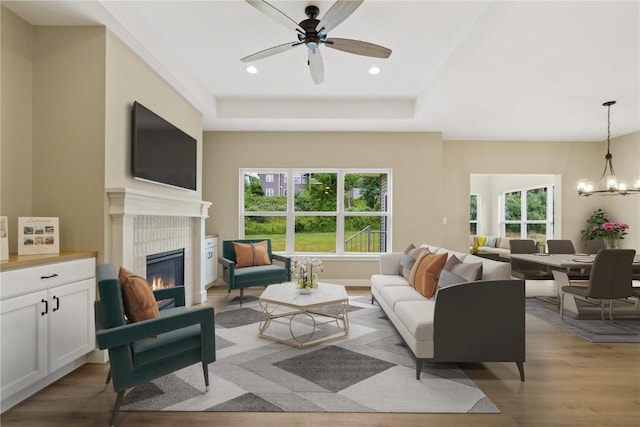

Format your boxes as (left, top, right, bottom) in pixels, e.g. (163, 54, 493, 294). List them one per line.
(132, 101, 197, 191)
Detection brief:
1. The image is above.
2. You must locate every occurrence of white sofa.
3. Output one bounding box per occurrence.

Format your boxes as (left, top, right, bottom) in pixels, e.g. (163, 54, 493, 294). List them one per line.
(371, 244, 525, 381)
(469, 235, 513, 256)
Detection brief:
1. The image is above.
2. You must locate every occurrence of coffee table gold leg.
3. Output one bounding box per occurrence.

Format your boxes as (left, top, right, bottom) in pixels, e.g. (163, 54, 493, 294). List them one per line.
(289, 312, 317, 345)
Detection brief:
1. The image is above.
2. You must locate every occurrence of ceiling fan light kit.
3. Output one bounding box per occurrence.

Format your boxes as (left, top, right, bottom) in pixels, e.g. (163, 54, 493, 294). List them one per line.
(577, 100, 640, 196)
(242, 0, 392, 84)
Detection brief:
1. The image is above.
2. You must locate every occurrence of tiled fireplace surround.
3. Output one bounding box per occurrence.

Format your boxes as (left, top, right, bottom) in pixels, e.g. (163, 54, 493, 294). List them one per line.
(106, 188, 212, 307)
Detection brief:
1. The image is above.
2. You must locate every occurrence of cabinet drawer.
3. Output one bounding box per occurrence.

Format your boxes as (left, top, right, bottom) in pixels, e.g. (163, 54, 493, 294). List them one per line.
(205, 237, 217, 249)
(1, 258, 95, 300)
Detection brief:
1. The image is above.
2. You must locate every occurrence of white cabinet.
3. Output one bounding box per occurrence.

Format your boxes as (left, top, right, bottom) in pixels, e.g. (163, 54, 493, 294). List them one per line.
(204, 237, 218, 287)
(0, 255, 95, 412)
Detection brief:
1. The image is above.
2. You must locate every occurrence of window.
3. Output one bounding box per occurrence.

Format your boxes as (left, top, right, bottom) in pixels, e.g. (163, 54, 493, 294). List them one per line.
(265, 174, 274, 182)
(470, 194, 478, 234)
(241, 169, 391, 254)
(502, 186, 553, 241)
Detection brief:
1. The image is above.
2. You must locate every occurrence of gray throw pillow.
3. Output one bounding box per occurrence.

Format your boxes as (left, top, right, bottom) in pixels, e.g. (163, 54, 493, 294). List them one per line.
(444, 254, 483, 281)
(400, 244, 422, 280)
(438, 270, 467, 288)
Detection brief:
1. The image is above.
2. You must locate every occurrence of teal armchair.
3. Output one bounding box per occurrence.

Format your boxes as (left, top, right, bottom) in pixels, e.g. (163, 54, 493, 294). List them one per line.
(218, 239, 291, 303)
(95, 264, 215, 426)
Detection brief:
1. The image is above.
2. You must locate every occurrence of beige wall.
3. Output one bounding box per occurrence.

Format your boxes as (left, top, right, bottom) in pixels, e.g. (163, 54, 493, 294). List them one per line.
(1, 7, 33, 253)
(202, 131, 443, 282)
(601, 131, 640, 249)
(440, 139, 636, 253)
(1, 12, 203, 262)
(32, 26, 106, 255)
(104, 30, 203, 199)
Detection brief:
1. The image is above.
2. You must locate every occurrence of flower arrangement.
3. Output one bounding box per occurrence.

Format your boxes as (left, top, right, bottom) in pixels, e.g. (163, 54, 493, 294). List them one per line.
(594, 221, 629, 240)
(290, 257, 324, 290)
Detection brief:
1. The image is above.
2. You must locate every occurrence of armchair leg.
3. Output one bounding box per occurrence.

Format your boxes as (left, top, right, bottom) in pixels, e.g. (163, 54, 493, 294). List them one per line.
(110, 390, 125, 427)
(415, 359, 424, 380)
(202, 362, 210, 392)
(103, 367, 112, 391)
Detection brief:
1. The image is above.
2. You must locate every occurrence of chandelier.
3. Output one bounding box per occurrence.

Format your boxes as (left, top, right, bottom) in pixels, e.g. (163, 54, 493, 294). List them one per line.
(577, 100, 640, 196)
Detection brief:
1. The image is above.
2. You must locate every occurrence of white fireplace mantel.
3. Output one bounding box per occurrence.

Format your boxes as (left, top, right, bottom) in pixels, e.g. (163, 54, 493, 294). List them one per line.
(106, 187, 211, 218)
(106, 187, 212, 306)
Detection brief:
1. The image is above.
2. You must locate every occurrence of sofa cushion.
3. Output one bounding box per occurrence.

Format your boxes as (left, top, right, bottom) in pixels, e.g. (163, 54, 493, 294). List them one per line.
(371, 274, 409, 294)
(409, 250, 447, 298)
(464, 254, 511, 280)
(498, 237, 512, 250)
(394, 300, 436, 342)
(444, 255, 483, 282)
(400, 244, 422, 280)
(380, 285, 428, 309)
(486, 236, 498, 247)
(233, 240, 271, 268)
(476, 235, 487, 246)
(118, 267, 160, 323)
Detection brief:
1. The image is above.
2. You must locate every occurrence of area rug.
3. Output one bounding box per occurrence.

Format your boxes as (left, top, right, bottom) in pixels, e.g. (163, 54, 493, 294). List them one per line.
(121, 296, 499, 413)
(526, 297, 640, 343)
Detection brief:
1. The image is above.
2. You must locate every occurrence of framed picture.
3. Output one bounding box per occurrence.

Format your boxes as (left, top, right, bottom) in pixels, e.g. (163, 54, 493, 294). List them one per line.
(0, 216, 8, 261)
(18, 217, 60, 255)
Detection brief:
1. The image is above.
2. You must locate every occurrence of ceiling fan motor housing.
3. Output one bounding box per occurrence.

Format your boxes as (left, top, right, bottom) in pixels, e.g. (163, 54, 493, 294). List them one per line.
(298, 5, 324, 49)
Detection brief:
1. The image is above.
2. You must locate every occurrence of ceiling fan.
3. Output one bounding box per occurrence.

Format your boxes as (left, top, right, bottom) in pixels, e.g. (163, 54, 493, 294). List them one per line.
(241, 0, 392, 84)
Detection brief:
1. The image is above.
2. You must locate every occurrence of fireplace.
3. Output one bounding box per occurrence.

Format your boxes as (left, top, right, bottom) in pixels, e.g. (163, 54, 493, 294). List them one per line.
(146, 249, 184, 309)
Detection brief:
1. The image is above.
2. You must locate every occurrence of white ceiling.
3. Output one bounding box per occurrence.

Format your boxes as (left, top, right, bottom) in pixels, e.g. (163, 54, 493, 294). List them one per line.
(4, 0, 640, 141)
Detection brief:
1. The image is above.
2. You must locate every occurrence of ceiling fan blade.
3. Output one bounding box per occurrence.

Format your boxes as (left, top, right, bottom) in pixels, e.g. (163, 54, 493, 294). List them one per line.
(325, 38, 392, 58)
(316, 0, 364, 35)
(241, 41, 302, 63)
(308, 48, 324, 84)
(245, 0, 304, 34)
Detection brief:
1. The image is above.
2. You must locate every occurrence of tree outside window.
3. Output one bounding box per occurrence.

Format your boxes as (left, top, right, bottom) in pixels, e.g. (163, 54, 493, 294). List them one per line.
(470, 194, 478, 234)
(241, 169, 390, 254)
(503, 187, 552, 241)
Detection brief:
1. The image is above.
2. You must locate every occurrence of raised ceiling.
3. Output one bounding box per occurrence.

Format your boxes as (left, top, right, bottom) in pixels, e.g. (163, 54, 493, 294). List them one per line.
(4, 0, 639, 141)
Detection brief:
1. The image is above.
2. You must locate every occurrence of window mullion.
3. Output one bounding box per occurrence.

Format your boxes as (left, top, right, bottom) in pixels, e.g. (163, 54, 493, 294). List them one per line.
(336, 172, 345, 254)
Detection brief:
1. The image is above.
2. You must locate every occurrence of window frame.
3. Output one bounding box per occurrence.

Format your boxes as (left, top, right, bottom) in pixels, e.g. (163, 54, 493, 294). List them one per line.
(501, 185, 554, 240)
(239, 168, 392, 257)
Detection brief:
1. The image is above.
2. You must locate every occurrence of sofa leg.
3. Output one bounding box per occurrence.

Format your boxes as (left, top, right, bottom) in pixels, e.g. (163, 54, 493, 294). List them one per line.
(516, 361, 525, 382)
(240, 288, 244, 306)
(416, 359, 424, 380)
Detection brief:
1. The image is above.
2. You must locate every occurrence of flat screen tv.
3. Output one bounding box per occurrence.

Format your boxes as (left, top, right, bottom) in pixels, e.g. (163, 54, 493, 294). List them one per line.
(132, 101, 197, 191)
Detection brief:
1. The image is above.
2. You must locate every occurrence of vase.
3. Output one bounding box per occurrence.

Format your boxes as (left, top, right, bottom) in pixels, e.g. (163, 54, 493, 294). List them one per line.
(604, 238, 619, 249)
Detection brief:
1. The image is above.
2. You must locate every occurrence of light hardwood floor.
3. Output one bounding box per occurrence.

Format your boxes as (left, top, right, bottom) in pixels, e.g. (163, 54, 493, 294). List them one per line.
(2, 286, 639, 427)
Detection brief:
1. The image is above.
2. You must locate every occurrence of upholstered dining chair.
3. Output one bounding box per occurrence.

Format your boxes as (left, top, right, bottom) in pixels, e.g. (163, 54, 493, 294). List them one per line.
(94, 264, 216, 426)
(560, 249, 636, 321)
(509, 239, 554, 280)
(547, 240, 576, 254)
(585, 239, 606, 255)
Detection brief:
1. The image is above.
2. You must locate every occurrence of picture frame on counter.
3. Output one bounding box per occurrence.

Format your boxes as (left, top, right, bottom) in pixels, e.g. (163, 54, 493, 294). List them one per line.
(18, 217, 60, 255)
(0, 216, 8, 260)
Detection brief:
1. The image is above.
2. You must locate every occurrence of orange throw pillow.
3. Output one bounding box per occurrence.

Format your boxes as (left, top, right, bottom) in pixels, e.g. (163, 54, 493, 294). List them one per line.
(409, 250, 448, 298)
(233, 241, 271, 268)
(118, 267, 160, 323)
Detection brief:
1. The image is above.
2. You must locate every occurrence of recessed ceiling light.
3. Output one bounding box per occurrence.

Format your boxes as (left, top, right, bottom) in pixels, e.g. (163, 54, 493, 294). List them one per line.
(369, 66, 381, 75)
(246, 65, 258, 74)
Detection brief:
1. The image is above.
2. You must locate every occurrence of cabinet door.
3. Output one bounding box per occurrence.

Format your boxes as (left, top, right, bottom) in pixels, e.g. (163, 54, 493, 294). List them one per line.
(48, 279, 95, 372)
(0, 291, 48, 400)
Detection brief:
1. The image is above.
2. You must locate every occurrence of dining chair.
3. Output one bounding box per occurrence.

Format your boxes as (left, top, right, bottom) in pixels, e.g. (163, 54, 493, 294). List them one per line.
(585, 239, 606, 254)
(560, 249, 636, 321)
(509, 239, 554, 280)
(547, 240, 576, 254)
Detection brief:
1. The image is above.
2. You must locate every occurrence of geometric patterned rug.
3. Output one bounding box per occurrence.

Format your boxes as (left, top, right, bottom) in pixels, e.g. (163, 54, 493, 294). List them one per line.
(121, 296, 499, 413)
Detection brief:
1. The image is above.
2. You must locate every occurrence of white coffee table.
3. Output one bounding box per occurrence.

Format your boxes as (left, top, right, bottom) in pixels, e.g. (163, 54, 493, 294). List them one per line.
(258, 282, 349, 348)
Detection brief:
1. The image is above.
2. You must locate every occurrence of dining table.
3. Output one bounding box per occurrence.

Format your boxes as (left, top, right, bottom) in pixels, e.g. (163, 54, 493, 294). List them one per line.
(510, 252, 640, 316)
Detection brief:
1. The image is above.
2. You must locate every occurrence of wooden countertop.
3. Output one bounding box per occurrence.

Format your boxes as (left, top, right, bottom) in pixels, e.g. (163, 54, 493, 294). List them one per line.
(0, 250, 98, 272)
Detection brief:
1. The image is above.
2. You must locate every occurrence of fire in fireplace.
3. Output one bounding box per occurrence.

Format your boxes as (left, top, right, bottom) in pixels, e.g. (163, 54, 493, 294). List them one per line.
(146, 249, 184, 309)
